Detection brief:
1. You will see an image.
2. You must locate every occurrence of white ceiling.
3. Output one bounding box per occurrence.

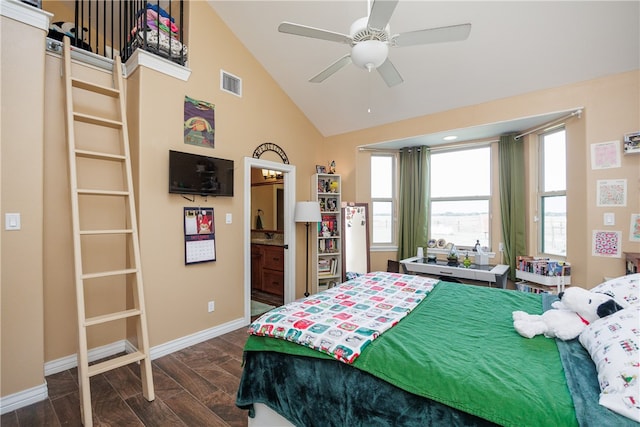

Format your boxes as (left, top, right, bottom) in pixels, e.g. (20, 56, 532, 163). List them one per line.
(209, 1, 639, 148)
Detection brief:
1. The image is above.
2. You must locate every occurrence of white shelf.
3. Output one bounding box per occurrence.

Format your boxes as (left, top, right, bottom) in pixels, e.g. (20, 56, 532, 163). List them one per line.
(515, 270, 571, 286)
(312, 174, 342, 294)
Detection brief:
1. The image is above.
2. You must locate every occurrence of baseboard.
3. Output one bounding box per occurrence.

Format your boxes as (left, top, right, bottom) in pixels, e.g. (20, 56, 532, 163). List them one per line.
(149, 317, 247, 360)
(44, 340, 128, 376)
(3, 317, 248, 414)
(0, 383, 48, 415)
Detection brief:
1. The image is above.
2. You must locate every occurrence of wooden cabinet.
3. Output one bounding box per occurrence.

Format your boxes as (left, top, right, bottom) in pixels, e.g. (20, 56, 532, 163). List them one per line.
(312, 173, 342, 293)
(251, 244, 284, 297)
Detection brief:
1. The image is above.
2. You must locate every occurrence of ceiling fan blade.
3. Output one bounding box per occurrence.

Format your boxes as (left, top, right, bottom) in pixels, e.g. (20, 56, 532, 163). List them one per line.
(367, 0, 399, 31)
(309, 55, 352, 83)
(393, 23, 472, 47)
(278, 22, 352, 44)
(377, 58, 403, 87)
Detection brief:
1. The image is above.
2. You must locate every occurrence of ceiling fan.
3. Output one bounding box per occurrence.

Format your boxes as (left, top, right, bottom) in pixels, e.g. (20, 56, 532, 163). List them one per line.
(278, 0, 471, 87)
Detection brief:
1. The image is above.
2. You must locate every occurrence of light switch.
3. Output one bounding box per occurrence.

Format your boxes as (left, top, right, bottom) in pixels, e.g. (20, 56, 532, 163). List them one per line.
(603, 212, 615, 226)
(225, 213, 232, 224)
(5, 213, 21, 230)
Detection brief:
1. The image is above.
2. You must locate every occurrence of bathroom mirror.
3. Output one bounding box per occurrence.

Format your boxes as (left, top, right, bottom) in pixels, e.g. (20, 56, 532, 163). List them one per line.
(341, 203, 370, 281)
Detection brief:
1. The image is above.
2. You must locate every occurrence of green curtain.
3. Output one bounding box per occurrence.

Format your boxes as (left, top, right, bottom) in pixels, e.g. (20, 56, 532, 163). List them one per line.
(499, 134, 527, 280)
(397, 147, 430, 260)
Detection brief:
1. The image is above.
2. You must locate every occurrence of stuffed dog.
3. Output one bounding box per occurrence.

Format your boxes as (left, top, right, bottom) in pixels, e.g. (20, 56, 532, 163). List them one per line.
(513, 287, 624, 340)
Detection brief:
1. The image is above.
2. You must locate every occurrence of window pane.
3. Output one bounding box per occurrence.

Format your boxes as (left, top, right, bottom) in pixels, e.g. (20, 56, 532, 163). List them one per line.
(541, 195, 566, 256)
(372, 201, 393, 243)
(431, 200, 489, 247)
(371, 156, 393, 198)
(431, 148, 490, 198)
(542, 130, 566, 192)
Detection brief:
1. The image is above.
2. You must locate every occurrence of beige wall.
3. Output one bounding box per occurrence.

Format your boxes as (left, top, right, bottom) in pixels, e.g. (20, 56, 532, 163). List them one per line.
(325, 71, 640, 285)
(1, 8, 48, 397)
(2, 0, 638, 404)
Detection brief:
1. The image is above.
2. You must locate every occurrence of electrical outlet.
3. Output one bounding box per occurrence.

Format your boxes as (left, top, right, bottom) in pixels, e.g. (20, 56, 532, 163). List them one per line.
(207, 301, 215, 312)
(498, 242, 504, 252)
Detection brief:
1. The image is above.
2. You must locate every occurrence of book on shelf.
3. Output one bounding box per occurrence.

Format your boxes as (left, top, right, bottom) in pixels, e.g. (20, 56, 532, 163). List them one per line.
(318, 257, 338, 277)
(517, 256, 571, 276)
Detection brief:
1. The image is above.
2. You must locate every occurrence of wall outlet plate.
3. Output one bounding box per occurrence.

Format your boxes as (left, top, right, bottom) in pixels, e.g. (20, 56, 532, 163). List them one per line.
(603, 212, 615, 226)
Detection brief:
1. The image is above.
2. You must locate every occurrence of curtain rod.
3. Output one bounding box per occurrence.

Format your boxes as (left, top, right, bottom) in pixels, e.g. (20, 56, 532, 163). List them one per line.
(514, 109, 582, 140)
(358, 139, 498, 153)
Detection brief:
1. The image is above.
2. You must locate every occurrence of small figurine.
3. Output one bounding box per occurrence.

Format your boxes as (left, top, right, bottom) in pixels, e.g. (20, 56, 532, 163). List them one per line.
(328, 160, 336, 174)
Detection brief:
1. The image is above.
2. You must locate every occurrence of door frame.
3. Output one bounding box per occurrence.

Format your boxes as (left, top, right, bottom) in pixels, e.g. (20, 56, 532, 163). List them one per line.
(243, 157, 296, 323)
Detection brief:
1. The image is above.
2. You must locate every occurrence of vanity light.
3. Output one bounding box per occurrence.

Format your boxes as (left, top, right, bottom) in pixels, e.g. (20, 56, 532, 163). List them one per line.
(443, 135, 458, 141)
(261, 169, 283, 180)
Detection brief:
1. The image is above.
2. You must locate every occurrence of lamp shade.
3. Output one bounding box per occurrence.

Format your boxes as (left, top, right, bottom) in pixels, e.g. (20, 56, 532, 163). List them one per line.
(351, 40, 389, 70)
(294, 201, 322, 223)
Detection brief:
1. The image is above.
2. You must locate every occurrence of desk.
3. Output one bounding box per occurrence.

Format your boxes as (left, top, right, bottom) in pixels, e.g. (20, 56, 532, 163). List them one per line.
(400, 257, 510, 289)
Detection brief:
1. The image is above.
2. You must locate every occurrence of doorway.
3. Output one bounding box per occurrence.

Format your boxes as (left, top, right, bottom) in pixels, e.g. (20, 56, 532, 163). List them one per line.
(243, 157, 296, 323)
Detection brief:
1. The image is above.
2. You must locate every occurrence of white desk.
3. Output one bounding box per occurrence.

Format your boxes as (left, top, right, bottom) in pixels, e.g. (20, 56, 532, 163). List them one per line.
(400, 257, 510, 288)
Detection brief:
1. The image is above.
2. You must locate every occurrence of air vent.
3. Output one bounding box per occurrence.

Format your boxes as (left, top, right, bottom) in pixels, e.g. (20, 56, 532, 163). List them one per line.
(220, 69, 242, 97)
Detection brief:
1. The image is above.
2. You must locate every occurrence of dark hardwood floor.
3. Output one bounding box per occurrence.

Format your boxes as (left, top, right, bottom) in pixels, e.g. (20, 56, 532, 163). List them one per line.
(1, 326, 253, 426)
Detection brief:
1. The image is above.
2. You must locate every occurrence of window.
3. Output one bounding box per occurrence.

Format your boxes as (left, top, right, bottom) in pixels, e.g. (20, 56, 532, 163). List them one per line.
(430, 146, 491, 249)
(539, 128, 566, 256)
(370, 154, 395, 244)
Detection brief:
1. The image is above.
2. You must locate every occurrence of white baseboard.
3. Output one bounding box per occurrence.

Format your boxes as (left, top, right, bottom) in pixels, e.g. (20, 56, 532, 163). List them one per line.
(44, 340, 128, 376)
(0, 383, 48, 415)
(2, 317, 248, 414)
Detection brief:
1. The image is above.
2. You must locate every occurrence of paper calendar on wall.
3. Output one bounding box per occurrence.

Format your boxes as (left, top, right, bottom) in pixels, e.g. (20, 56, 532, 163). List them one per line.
(184, 207, 216, 264)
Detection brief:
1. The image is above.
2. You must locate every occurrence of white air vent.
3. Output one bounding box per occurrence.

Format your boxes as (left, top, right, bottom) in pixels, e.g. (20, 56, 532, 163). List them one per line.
(220, 69, 242, 97)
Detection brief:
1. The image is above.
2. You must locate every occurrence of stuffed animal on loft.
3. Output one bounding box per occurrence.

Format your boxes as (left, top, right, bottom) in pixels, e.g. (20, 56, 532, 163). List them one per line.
(47, 21, 92, 52)
(512, 286, 624, 341)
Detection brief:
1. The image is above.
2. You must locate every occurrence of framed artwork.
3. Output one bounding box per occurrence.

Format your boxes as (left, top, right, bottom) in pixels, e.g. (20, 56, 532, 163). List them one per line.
(623, 131, 640, 154)
(316, 165, 326, 173)
(596, 179, 627, 207)
(592, 230, 621, 258)
(630, 213, 640, 242)
(184, 207, 216, 264)
(184, 96, 215, 148)
(590, 140, 620, 169)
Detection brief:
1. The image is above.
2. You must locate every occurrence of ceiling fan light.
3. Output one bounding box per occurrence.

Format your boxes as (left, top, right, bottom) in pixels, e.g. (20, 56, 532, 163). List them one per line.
(351, 40, 388, 70)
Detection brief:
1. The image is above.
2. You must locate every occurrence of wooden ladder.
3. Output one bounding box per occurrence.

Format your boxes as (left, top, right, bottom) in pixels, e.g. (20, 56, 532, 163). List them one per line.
(62, 37, 154, 426)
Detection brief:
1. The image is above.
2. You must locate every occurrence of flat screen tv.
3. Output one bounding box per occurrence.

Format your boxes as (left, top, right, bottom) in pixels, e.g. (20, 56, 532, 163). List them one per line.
(169, 150, 234, 197)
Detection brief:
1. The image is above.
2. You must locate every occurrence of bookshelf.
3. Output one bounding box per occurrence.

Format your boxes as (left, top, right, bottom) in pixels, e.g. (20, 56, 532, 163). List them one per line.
(515, 256, 571, 294)
(312, 173, 342, 292)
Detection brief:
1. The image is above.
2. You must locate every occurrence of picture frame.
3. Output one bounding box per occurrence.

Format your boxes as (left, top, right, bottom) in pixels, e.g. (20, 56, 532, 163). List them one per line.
(623, 131, 640, 154)
(596, 179, 627, 207)
(316, 165, 326, 174)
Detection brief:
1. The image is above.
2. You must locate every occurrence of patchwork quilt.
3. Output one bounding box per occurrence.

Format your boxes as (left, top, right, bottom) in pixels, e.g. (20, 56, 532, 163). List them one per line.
(248, 272, 438, 363)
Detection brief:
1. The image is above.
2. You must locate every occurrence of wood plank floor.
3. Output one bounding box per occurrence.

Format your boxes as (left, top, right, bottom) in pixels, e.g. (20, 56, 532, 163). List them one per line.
(1, 326, 253, 427)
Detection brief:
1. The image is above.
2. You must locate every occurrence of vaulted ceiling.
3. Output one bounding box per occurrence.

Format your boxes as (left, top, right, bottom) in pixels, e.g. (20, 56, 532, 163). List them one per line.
(209, 1, 639, 147)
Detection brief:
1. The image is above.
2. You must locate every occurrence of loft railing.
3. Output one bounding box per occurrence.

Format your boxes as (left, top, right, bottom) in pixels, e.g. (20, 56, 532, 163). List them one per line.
(48, 0, 186, 66)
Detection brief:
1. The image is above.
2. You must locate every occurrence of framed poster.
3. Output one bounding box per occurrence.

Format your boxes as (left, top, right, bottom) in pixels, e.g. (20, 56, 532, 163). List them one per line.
(590, 140, 620, 169)
(596, 179, 627, 207)
(630, 213, 640, 242)
(592, 230, 621, 258)
(184, 207, 216, 264)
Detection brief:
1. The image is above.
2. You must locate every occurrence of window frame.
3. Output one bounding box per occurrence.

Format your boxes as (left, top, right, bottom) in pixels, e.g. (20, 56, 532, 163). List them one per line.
(428, 145, 492, 251)
(537, 127, 567, 257)
(370, 153, 397, 247)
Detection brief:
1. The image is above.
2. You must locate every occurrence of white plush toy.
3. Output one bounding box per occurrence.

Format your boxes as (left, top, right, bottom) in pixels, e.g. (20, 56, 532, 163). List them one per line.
(513, 287, 624, 340)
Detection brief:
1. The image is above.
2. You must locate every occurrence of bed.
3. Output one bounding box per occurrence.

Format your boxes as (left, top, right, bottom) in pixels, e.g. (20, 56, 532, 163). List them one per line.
(236, 272, 639, 426)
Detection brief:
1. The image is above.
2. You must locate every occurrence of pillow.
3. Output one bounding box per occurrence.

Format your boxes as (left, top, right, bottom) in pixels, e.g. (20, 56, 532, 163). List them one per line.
(591, 274, 639, 308)
(578, 306, 640, 422)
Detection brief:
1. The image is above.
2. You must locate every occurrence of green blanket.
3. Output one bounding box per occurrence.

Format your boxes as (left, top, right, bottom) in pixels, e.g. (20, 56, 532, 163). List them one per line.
(243, 282, 577, 426)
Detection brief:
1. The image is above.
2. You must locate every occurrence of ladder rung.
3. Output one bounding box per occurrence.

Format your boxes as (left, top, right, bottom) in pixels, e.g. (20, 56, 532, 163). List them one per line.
(82, 268, 138, 280)
(71, 77, 120, 98)
(88, 351, 147, 377)
(85, 308, 142, 327)
(77, 189, 130, 196)
(75, 149, 126, 161)
(79, 229, 133, 235)
(73, 112, 122, 129)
